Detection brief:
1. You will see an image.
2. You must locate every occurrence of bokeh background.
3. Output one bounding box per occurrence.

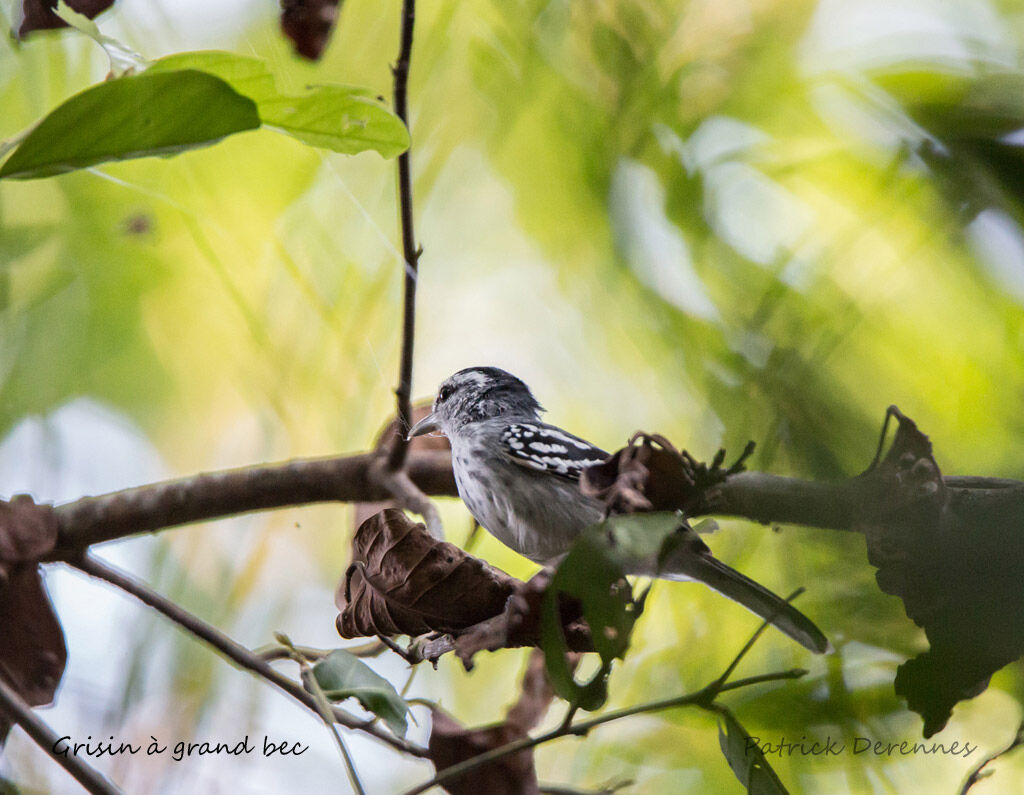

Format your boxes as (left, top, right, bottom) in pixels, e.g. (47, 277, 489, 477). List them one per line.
(2, 0, 1024, 791)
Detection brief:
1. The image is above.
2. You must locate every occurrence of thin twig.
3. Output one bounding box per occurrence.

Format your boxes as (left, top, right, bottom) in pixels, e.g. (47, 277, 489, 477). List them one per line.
(71, 553, 429, 759)
(255, 639, 387, 662)
(0, 677, 121, 795)
(370, 459, 443, 538)
(711, 588, 805, 691)
(402, 668, 806, 795)
(255, 644, 329, 663)
(539, 781, 633, 795)
(387, 0, 422, 472)
(301, 665, 367, 795)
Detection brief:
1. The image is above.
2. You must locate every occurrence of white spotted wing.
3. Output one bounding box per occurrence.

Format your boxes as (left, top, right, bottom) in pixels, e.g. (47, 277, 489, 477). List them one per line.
(500, 422, 609, 480)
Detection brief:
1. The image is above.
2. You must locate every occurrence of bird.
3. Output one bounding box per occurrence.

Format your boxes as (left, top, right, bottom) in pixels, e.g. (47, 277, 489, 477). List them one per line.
(407, 366, 828, 653)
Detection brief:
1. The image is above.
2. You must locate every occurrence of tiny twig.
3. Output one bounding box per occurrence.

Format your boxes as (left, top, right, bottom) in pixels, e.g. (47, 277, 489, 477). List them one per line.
(387, 0, 422, 472)
(868, 405, 899, 471)
(301, 664, 367, 795)
(402, 667, 806, 795)
(539, 781, 633, 795)
(255, 643, 330, 662)
(370, 460, 443, 538)
(0, 677, 120, 795)
(72, 553, 429, 758)
(378, 634, 420, 665)
(710, 588, 805, 694)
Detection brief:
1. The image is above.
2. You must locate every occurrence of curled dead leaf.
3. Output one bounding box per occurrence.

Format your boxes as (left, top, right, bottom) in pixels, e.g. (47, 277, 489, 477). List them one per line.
(580, 432, 754, 516)
(0, 495, 66, 741)
(336, 509, 516, 638)
(0, 566, 67, 743)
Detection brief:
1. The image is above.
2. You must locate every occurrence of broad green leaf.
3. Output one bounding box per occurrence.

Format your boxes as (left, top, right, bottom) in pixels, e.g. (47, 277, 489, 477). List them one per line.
(312, 650, 409, 737)
(148, 51, 409, 158)
(717, 707, 790, 794)
(260, 88, 409, 158)
(147, 51, 276, 105)
(0, 71, 260, 180)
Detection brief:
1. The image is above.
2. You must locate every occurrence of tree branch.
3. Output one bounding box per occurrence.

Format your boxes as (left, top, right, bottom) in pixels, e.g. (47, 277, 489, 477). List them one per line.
(0, 676, 120, 795)
(699, 471, 1024, 531)
(71, 553, 430, 759)
(43, 440, 1022, 560)
(387, 0, 421, 472)
(48, 450, 456, 556)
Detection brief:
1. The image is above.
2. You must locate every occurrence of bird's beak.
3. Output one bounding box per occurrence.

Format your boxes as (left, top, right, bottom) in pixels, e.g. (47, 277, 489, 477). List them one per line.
(406, 411, 441, 440)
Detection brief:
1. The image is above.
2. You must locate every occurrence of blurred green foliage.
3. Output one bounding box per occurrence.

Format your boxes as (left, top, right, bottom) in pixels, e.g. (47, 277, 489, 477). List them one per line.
(2, 0, 1024, 792)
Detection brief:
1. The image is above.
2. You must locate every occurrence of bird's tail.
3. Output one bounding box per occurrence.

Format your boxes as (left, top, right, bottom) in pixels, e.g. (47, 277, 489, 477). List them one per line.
(659, 543, 829, 654)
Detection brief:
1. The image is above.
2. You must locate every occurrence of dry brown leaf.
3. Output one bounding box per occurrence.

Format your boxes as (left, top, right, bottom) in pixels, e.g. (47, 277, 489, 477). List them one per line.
(0, 567, 67, 743)
(0, 495, 66, 741)
(16, 0, 115, 37)
(580, 432, 753, 516)
(336, 509, 517, 638)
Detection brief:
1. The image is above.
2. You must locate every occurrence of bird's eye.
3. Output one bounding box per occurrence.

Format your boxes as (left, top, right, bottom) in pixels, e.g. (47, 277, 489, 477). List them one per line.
(437, 384, 454, 402)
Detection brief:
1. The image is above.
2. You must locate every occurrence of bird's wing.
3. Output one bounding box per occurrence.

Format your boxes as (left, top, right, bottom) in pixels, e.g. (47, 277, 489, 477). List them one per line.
(499, 422, 609, 481)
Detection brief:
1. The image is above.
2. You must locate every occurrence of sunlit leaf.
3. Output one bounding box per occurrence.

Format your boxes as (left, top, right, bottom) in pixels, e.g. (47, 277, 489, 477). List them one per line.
(148, 51, 409, 158)
(0, 71, 260, 180)
(146, 51, 277, 105)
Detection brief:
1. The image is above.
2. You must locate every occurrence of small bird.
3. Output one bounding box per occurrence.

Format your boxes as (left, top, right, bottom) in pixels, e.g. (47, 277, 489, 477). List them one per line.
(408, 366, 828, 653)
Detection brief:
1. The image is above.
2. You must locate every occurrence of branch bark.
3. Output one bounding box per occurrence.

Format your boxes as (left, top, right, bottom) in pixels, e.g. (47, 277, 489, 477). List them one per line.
(48, 450, 455, 556)
(701, 471, 1024, 530)
(42, 442, 1021, 559)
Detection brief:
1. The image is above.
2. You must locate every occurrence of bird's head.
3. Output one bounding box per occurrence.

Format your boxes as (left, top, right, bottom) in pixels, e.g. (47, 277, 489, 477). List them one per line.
(407, 366, 543, 438)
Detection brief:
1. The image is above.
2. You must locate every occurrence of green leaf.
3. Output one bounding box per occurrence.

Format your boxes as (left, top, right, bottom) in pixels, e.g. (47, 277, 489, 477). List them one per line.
(717, 707, 790, 794)
(540, 513, 689, 711)
(146, 51, 277, 105)
(148, 51, 410, 158)
(0, 71, 260, 180)
(259, 87, 409, 158)
(312, 650, 409, 737)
